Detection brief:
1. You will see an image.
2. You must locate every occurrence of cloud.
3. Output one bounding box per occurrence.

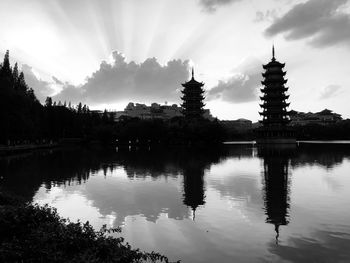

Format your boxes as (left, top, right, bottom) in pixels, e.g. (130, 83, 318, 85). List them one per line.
(319, 84, 342, 99)
(199, 0, 242, 12)
(207, 58, 262, 103)
(265, 0, 350, 48)
(54, 51, 190, 105)
(22, 64, 54, 102)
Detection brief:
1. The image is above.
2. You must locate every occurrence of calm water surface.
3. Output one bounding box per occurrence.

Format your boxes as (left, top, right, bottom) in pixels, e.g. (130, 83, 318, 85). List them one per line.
(1, 143, 350, 262)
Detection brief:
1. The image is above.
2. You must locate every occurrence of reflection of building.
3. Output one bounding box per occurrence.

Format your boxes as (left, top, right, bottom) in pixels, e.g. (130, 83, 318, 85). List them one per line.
(256, 47, 295, 144)
(180, 148, 226, 220)
(258, 145, 294, 243)
(182, 164, 205, 220)
(289, 109, 342, 126)
(181, 69, 206, 120)
(113, 146, 226, 221)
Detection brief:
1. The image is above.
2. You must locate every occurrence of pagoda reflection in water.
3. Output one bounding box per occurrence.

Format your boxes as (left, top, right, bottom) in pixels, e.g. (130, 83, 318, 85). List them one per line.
(258, 145, 295, 243)
(182, 163, 206, 220)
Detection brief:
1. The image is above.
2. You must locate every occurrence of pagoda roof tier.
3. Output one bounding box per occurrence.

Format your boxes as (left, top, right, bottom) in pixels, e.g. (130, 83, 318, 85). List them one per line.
(262, 60, 285, 70)
(260, 120, 291, 126)
(181, 102, 205, 106)
(181, 78, 204, 88)
(260, 109, 292, 114)
(259, 117, 290, 121)
(260, 87, 288, 93)
(261, 79, 287, 85)
(260, 102, 290, 108)
(181, 96, 205, 101)
(262, 77, 287, 83)
(260, 119, 290, 124)
(181, 102, 206, 106)
(259, 112, 289, 117)
(259, 107, 290, 112)
(181, 90, 205, 95)
(262, 71, 286, 78)
(260, 94, 290, 100)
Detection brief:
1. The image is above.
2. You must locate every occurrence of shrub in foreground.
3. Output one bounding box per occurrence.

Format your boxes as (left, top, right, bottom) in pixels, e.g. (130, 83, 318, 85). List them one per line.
(0, 203, 177, 263)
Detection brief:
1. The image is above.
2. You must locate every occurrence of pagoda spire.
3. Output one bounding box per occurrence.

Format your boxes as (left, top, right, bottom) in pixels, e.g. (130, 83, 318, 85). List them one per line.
(191, 67, 194, 80)
(272, 45, 275, 61)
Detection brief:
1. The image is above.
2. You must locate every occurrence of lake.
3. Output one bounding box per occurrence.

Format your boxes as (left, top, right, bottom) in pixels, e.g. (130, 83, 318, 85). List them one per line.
(1, 143, 350, 262)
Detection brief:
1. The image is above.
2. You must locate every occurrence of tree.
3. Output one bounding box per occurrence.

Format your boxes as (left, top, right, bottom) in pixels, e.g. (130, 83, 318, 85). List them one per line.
(45, 97, 53, 107)
(27, 88, 37, 102)
(12, 62, 19, 85)
(0, 50, 11, 77)
(102, 109, 109, 123)
(77, 102, 82, 114)
(17, 72, 28, 93)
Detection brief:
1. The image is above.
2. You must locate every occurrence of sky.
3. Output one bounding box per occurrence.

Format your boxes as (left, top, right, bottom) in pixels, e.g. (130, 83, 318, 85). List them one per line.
(0, 0, 349, 121)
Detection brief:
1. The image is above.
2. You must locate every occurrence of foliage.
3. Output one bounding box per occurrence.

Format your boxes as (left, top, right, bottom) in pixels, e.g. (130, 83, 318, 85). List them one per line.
(0, 50, 225, 145)
(0, 50, 113, 144)
(296, 120, 350, 140)
(114, 117, 226, 145)
(0, 201, 176, 263)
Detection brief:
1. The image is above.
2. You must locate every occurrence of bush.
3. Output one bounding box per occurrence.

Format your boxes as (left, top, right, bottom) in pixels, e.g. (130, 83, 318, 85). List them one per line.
(0, 202, 176, 263)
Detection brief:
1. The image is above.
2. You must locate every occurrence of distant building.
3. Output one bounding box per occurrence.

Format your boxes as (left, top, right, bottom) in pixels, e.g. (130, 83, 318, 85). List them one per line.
(115, 102, 182, 120)
(289, 109, 342, 126)
(114, 102, 214, 121)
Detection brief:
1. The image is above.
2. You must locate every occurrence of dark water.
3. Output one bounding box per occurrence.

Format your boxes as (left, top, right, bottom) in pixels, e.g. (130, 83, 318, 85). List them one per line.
(1, 143, 350, 262)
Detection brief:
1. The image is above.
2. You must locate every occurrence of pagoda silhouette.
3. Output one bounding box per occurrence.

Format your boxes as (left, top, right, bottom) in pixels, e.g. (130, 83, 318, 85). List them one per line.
(181, 68, 205, 119)
(256, 46, 296, 144)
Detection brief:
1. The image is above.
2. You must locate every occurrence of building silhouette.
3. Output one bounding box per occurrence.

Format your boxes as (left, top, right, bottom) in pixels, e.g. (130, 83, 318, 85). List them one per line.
(181, 68, 206, 119)
(111, 102, 214, 121)
(256, 46, 295, 144)
(289, 109, 342, 126)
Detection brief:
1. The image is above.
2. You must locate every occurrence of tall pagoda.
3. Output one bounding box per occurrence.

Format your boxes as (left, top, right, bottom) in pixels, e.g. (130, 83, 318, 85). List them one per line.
(181, 68, 205, 119)
(256, 46, 296, 144)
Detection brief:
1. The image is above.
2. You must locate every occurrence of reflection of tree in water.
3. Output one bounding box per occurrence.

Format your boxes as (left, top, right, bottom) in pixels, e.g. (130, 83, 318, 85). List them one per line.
(291, 143, 350, 169)
(115, 146, 227, 218)
(258, 145, 295, 243)
(0, 146, 228, 222)
(0, 148, 105, 201)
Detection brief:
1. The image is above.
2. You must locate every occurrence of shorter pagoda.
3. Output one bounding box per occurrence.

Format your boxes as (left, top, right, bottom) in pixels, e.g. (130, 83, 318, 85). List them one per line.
(255, 47, 296, 144)
(181, 69, 205, 119)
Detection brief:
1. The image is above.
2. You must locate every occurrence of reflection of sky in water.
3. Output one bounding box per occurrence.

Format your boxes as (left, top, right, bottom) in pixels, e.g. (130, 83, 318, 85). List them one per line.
(27, 145, 350, 263)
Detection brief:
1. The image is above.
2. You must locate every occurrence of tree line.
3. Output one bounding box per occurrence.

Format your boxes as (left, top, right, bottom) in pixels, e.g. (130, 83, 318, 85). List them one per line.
(0, 51, 114, 145)
(0, 51, 226, 146)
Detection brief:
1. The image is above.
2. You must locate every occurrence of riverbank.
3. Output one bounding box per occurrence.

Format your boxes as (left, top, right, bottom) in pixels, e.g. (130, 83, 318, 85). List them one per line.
(0, 143, 59, 155)
(0, 192, 175, 263)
